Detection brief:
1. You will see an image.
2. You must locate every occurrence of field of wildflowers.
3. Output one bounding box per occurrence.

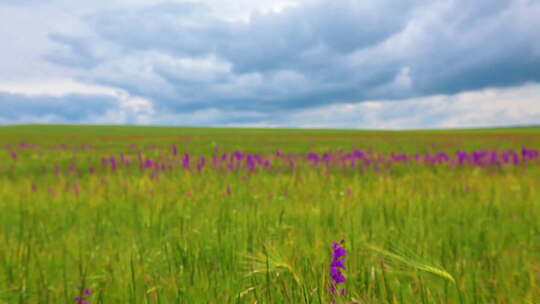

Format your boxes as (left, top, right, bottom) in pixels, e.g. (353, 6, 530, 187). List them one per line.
(0, 125, 539, 303)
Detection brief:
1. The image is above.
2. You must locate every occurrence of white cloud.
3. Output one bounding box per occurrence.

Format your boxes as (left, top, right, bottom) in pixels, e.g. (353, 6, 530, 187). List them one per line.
(393, 66, 412, 89)
(279, 83, 540, 129)
(435, 82, 540, 128)
(0, 79, 117, 97)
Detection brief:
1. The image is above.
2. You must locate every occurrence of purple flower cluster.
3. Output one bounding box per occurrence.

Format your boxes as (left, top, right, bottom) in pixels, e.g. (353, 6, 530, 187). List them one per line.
(12, 144, 540, 181)
(329, 241, 347, 300)
(75, 288, 92, 304)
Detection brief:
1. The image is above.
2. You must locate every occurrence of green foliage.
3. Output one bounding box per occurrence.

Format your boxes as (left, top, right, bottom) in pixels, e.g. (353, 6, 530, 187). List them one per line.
(0, 126, 539, 303)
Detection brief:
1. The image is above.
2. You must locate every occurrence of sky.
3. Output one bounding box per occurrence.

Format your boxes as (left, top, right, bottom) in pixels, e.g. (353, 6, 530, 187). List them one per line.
(0, 0, 539, 129)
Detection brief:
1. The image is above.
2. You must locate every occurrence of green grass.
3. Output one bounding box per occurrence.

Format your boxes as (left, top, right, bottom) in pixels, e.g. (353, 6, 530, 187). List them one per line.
(1, 124, 539, 153)
(0, 125, 539, 303)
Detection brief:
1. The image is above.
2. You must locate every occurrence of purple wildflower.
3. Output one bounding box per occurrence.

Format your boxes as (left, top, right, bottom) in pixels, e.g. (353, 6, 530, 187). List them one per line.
(144, 159, 153, 168)
(121, 153, 130, 165)
(227, 160, 235, 171)
(329, 241, 347, 301)
(109, 156, 117, 171)
(456, 150, 468, 165)
(68, 162, 76, 173)
(197, 156, 206, 171)
(182, 153, 190, 169)
(234, 150, 244, 160)
(74, 287, 92, 304)
(307, 152, 320, 164)
(246, 155, 256, 171)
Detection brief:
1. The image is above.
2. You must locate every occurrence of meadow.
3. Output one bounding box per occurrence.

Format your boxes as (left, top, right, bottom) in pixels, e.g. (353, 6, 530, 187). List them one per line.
(0, 125, 539, 303)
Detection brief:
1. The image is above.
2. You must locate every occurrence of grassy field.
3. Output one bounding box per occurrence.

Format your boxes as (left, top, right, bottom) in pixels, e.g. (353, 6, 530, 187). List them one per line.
(0, 125, 539, 303)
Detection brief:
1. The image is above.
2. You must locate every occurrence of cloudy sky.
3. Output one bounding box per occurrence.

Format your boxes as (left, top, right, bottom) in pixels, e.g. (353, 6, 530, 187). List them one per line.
(1, 0, 539, 128)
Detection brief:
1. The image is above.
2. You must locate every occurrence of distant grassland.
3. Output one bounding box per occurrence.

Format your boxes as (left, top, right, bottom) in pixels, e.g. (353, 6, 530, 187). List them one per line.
(0, 125, 539, 303)
(1, 124, 539, 153)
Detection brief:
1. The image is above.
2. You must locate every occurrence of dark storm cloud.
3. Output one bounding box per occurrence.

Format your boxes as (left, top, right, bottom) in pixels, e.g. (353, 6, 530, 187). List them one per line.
(0, 92, 118, 121)
(43, 0, 540, 115)
(405, 0, 540, 95)
(80, 0, 411, 73)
